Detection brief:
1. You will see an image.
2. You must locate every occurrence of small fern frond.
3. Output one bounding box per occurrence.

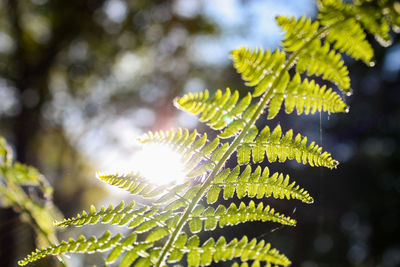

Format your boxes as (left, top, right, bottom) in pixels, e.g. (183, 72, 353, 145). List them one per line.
(139, 128, 228, 177)
(385, 2, 400, 33)
(96, 171, 171, 197)
(231, 47, 287, 97)
(276, 16, 351, 94)
(326, 18, 373, 65)
(97, 171, 194, 210)
(267, 73, 348, 119)
(354, 3, 392, 46)
(18, 231, 122, 266)
(283, 73, 348, 116)
(318, 0, 374, 64)
(238, 125, 338, 168)
(295, 40, 350, 94)
(54, 201, 174, 234)
(320, 0, 400, 48)
(276, 16, 320, 53)
(188, 200, 296, 233)
(54, 200, 135, 228)
(168, 235, 291, 267)
(174, 88, 254, 138)
(208, 165, 314, 204)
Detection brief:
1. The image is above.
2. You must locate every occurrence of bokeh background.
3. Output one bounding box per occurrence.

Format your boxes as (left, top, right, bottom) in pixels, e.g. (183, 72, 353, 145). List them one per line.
(0, 0, 399, 266)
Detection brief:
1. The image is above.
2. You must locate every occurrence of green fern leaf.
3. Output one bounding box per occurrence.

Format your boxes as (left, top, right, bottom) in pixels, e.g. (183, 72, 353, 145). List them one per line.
(54, 201, 178, 239)
(54, 200, 134, 227)
(209, 165, 314, 204)
(295, 40, 350, 94)
(231, 47, 286, 97)
(318, 0, 374, 64)
(139, 128, 227, 177)
(110, 242, 154, 267)
(96, 171, 168, 198)
(282, 73, 348, 116)
(239, 125, 338, 168)
(175, 88, 253, 138)
(276, 16, 320, 53)
(97, 172, 194, 208)
(146, 227, 170, 242)
(354, 3, 392, 46)
(18, 231, 122, 266)
(106, 232, 137, 264)
(170, 235, 291, 267)
(189, 201, 296, 233)
(385, 2, 400, 33)
(276, 15, 351, 94)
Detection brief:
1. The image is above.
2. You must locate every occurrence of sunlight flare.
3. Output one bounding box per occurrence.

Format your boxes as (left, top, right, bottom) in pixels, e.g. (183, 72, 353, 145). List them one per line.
(132, 143, 187, 185)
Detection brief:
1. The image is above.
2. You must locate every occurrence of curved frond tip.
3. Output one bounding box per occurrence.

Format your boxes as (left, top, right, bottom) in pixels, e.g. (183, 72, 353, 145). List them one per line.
(175, 88, 254, 138)
(54, 200, 135, 228)
(231, 47, 286, 97)
(18, 231, 121, 266)
(318, 0, 374, 65)
(96, 171, 168, 198)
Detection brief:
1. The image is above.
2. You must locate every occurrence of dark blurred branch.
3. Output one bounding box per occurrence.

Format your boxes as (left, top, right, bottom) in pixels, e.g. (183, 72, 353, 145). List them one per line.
(3, 1, 105, 266)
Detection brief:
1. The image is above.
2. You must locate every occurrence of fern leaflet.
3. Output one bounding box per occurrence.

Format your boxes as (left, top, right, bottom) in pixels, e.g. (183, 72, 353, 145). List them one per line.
(238, 125, 338, 168)
(18, 231, 122, 266)
(207, 165, 314, 204)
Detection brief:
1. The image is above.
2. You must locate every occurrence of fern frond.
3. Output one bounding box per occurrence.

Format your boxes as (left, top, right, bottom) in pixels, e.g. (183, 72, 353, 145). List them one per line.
(354, 3, 392, 46)
(231, 47, 287, 97)
(276, 16, 350, 92)
(96, 171, 171, 197)
(318, 0, 374, 64)
(174, 88, 254, 138)
(168, 235, 291, 267)
(238, 125, 338, 168)
(54, 201, 170, 232)
(18, 231, 122, 266)
(385, 2, 400, 33)
(267, 73, 348, 119)
(54, 200, 134, 227)
(284, 73, 347, 115)
(208, 165, 314, 204)
(276, 16, 351, 94)
(139, 128, 227, 177)
(276, 16, 320, 53)
(188, 200, 296, 233)
(296, 40, 350, 94)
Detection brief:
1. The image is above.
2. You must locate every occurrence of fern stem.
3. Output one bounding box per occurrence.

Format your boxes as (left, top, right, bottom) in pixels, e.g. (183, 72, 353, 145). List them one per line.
(155, 22, 336, 267)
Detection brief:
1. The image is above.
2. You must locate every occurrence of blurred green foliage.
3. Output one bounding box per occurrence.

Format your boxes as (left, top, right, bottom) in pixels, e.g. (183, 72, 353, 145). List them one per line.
(0, 137, 62, 257)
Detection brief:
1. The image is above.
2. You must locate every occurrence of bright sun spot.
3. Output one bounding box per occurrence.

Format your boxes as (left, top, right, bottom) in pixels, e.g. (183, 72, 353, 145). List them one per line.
(131, 144, 187, 185)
